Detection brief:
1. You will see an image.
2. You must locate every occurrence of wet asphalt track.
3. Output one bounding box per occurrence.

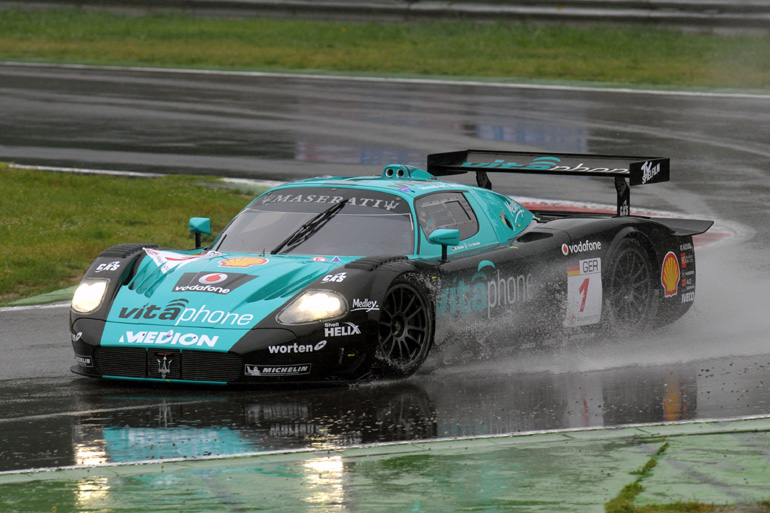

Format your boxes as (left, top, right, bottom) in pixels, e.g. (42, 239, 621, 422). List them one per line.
(1, 63, 770, 472)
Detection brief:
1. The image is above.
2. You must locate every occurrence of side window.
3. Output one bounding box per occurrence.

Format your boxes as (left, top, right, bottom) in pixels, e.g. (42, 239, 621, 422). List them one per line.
(415, 192, 479, 241)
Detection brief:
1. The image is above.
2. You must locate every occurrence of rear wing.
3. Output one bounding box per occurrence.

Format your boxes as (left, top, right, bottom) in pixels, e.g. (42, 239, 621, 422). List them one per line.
(427, 149, 670, 217)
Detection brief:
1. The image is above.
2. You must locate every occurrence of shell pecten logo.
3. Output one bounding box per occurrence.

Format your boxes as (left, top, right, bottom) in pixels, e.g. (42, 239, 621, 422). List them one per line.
(219, 257, 269, 268)
(661, 251, 680, 298)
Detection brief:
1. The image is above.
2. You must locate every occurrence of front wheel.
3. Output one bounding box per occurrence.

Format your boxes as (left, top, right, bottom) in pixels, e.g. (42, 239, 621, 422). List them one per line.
(375, 276, 434, 378)
(604, 237, 659, 331)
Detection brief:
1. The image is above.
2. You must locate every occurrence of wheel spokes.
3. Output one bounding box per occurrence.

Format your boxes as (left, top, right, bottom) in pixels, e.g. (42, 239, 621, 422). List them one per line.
(378, 284, 429, 366)
(610, 246, 652, 324)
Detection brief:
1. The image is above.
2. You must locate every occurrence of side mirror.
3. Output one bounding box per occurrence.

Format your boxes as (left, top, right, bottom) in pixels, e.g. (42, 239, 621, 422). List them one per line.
(428, 228, 460, 261)
(189, 217, 211, 249)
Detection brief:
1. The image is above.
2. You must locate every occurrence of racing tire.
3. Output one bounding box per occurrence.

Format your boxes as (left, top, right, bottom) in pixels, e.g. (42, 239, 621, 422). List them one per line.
(375, 276, 434, 378)
(603, 237, 659, 332)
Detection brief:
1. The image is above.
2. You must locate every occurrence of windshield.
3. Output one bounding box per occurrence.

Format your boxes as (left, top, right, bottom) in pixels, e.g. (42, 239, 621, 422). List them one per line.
(215, 187, 415, 256)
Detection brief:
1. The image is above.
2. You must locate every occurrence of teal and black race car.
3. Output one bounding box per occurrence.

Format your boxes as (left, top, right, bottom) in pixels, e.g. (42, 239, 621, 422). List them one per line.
(69, 150, 712, 384)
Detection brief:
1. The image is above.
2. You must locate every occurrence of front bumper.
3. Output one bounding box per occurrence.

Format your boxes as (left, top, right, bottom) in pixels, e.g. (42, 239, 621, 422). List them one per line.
(71, 320, 372, 384)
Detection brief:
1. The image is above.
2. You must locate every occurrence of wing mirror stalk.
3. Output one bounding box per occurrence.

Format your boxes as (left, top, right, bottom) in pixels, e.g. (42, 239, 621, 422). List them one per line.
(189, 217, 211, 249)
(428, 229, 460, 262)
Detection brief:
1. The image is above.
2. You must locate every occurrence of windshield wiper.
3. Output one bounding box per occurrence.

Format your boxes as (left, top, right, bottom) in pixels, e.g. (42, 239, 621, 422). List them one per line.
(271, 199, 348, 255)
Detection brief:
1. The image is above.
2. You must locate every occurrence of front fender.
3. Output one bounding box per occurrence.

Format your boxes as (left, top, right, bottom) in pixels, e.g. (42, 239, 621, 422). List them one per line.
(70, 243, 157, 325)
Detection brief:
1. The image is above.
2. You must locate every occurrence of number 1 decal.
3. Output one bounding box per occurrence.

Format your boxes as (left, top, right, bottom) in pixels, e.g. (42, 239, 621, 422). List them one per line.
(578, 277, 590, 312)
(565, 258, 602, 327)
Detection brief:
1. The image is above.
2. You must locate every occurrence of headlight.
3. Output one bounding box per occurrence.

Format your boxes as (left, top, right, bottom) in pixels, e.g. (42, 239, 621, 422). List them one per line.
(277, 290, 347, 325)
(71, 279, 110, 313)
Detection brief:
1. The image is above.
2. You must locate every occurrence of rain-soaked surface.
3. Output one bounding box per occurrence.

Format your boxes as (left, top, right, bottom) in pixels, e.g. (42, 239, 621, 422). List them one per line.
(1, 63, 769, 472)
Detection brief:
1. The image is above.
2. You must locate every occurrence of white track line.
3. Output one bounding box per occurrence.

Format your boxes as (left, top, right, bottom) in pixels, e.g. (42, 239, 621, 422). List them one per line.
(4, 61, 770, 100)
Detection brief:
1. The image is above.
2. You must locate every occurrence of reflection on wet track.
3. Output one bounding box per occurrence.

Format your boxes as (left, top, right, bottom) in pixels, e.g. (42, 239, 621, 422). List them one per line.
(2, 344, 769, 472)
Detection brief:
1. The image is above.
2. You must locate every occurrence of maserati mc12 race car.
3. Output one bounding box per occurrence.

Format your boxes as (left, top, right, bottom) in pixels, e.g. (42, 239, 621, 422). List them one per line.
(70, 149, 712, 384)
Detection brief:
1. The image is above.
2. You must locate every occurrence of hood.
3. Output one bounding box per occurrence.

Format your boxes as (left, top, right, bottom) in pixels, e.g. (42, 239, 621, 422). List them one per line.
(107, 249, 352, 330)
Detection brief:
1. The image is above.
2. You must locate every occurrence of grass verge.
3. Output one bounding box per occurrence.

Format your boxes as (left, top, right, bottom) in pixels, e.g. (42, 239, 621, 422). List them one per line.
(606, 441, 667, 513)
(0, 164, 263, 305)
(605, 441, 770, 513)
(0, 9, 769, 91)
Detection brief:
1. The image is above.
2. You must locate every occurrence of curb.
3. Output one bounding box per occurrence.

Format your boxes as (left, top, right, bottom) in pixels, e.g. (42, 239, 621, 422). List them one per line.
(2, 286, 75, 308)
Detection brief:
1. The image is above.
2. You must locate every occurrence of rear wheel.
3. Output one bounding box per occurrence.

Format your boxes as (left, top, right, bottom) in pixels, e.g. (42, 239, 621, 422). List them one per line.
(376, 277, 434, 377)
(604, 237, 659, 331)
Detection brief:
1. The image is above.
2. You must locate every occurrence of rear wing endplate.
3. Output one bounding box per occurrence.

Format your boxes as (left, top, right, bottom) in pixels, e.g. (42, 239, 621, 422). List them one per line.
(427, 149, 670, 217)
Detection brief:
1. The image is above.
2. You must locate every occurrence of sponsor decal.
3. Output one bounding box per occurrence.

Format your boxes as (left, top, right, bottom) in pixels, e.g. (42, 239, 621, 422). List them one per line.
(118, 330, 219, 347)
(311, 256, 328, 262)
(640, 160, 661, 184)
(384, 181, 414, 191)
(331, 256, 343, 263)
(95, 261, 120, 273)
(172, 303, 254, 326)
(451, 241, 481, 252)
(71, 331, 83, 343)
(324, 322, 361, 337)
(561, 240, 602, 256)
(268, 340, 327, 354)
(567, 331, 597, 343)
(75, 354, 92, 367)
(436, 260, 534, 318)
(322, 272, 347, 283)
(683, 270, 695, 285)
(505, 201, 528, 228)
(681, 291, 695, 303)
(679, 251, 694, 271)
(661, 251, 680, 298)
(219, 257, 268, 268)
(118, 299, 188, 321)
(173, 272, 256, 295)
(245, 364, 311, 377)
(199, 273, 227, 284)
(257, 193, 402, 211)
(564, 258, 602, 327)
(461, 156, 628, 174)
(117, 300, 253, 327)
(144, 248, 202, 274)
(351, 298, 379, 312)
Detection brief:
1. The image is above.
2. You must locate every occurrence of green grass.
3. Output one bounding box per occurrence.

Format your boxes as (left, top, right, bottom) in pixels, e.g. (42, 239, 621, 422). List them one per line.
(0, 9, 769, 90)
(0, 164, 262, 305)
(605, 441, 770, 513)
(606, 442, 668, 513)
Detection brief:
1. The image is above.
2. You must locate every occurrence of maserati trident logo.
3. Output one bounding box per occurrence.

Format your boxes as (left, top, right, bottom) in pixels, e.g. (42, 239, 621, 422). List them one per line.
(156, 352, 175, 379)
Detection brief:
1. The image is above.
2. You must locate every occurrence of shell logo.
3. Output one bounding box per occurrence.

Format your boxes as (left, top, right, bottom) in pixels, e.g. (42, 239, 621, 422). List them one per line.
(661, 251, 680, 297)
(219, 257, 269, 268)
